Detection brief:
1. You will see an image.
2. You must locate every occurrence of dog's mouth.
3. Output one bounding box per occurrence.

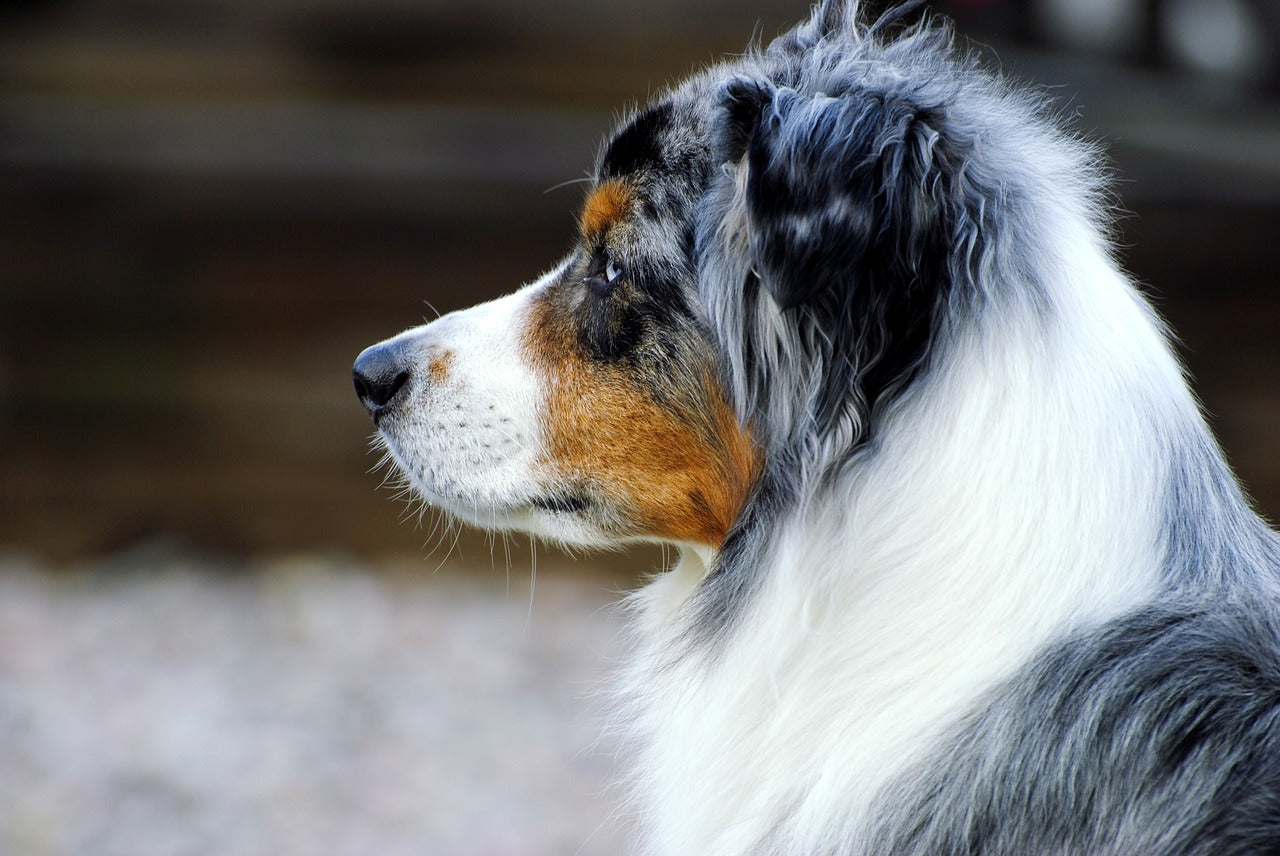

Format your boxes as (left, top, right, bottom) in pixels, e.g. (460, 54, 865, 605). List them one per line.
(530, 494, 593, 515)
(379, 431, 598, 526)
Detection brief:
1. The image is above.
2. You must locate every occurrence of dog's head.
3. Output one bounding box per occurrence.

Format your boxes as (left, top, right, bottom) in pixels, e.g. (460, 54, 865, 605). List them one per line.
(354, 1, 1015, 553)
(351, 96, 757, 549)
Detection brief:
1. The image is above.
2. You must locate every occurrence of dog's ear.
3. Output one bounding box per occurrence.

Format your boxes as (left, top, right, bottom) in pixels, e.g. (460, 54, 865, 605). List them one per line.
(712, 73, 977, 444)
(715, 76, 949, 312)
(719, 75, 776, 166)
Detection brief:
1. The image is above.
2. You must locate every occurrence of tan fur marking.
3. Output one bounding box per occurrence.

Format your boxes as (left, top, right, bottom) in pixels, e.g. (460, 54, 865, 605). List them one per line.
(524, 297, 759, 547)
(427, 350, 455, 385)
(580, 180, 634, 239)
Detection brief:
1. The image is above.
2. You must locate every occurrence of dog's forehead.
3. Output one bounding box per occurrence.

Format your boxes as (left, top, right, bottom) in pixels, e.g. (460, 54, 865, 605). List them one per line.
(596, 98, 712, 200)
(600, 102, 678, 180)
(579, 100, 713, 270)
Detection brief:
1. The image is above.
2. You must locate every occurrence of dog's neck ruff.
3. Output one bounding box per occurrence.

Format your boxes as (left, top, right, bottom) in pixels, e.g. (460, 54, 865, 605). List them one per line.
(618, 216, 1209, 852)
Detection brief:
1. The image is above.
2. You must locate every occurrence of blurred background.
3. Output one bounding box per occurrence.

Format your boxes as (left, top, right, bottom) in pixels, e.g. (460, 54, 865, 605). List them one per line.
(0, 0, 1277, 853)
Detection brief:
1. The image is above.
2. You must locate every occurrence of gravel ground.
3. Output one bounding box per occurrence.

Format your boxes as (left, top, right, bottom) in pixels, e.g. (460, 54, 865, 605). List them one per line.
(0, 546, 634, 856)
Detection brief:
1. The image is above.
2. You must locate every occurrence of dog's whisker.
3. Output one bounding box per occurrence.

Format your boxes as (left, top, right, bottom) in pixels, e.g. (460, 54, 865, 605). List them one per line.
(524, 534, 537, 636)
(544, 174, 595, 194)
(421, 298, 444, 321)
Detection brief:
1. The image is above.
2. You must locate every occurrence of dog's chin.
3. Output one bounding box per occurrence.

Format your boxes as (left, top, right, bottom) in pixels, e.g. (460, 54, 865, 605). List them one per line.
(413, 485, 531, 532)
(427, 492, 626, 551)
(377, 433, 624, 548)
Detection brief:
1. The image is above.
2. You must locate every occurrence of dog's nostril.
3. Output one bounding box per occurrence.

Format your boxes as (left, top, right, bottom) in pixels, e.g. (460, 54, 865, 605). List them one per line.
(353, 367, 409, 410)
(353, 343, 412, 417)
(353, 369, 407, 406)
(382, 370, 409, 402)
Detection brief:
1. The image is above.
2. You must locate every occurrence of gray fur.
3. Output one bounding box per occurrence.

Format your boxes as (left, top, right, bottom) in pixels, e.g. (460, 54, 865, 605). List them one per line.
(863, 592, 1280, 855)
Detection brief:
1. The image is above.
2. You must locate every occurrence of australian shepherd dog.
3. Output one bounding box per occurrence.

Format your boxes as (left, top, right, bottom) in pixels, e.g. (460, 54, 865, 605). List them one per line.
(353, 2, 1280, 852)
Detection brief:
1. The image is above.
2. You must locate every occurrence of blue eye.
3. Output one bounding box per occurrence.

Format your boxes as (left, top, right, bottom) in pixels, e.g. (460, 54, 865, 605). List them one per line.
(585, 253, 623, 297)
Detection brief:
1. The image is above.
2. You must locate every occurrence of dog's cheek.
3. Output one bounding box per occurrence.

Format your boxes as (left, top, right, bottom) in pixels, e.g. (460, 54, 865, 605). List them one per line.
(522, 295, 757, 547)
(580, 295, 643, 363)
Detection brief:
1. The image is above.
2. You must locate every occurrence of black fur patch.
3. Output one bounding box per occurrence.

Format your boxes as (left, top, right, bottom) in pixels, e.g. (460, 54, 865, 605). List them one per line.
(549, 247, 699, 373)
(601, 102, 675, 180)
(579, 281, 645, 362)
(718, 75, 969, 443)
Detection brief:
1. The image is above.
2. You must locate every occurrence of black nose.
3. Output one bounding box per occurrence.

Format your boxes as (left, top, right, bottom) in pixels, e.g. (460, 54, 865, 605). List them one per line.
(353, 342, 410, 421)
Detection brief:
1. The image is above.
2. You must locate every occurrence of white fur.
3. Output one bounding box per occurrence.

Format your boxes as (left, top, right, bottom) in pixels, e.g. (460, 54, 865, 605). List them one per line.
(372, 270, 551, 532)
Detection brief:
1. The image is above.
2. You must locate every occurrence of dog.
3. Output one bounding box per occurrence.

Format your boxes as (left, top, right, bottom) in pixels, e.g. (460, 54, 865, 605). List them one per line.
(353, 2, 1280, 852)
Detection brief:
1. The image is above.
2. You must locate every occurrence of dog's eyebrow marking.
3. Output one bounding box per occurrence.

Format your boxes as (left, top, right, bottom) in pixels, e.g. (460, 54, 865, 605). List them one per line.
(579, 179, 634, 239)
